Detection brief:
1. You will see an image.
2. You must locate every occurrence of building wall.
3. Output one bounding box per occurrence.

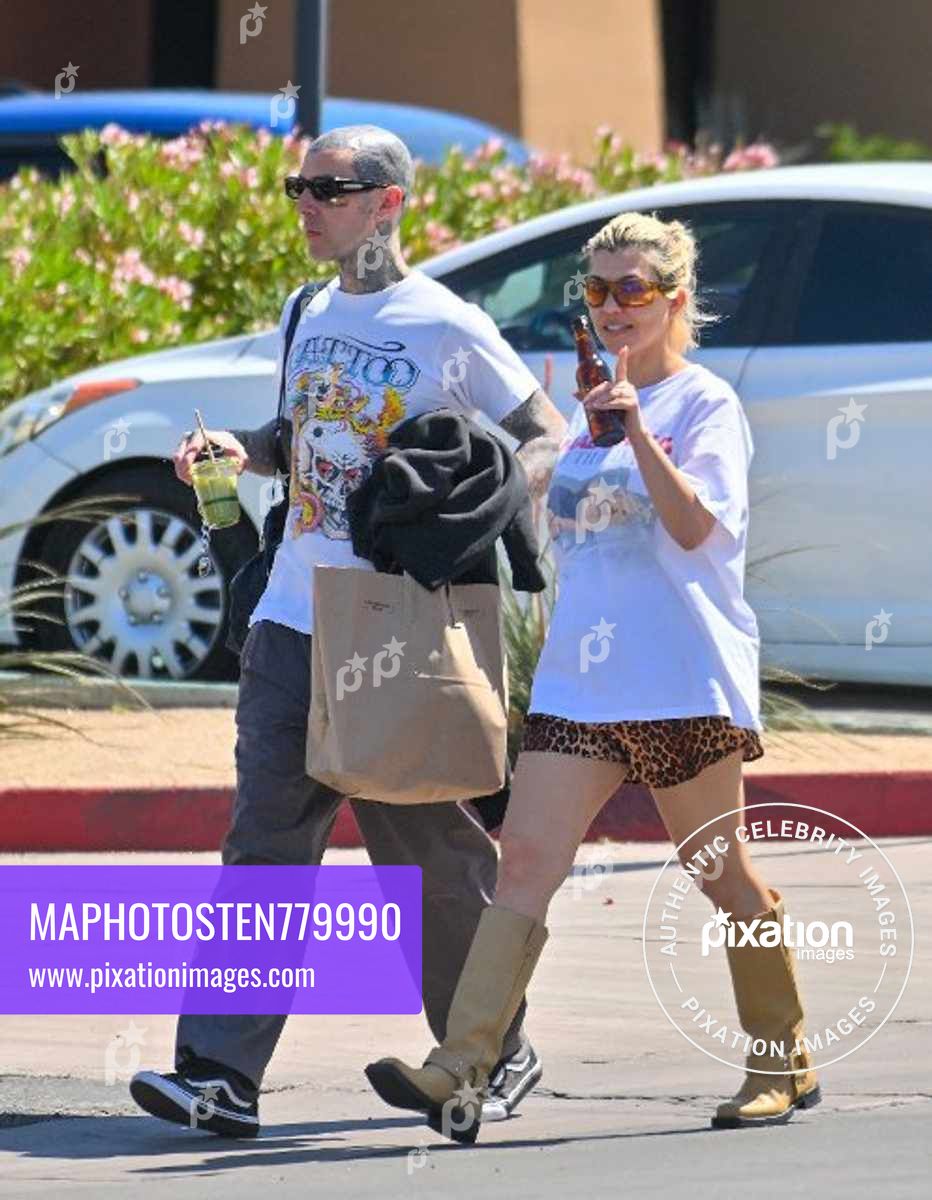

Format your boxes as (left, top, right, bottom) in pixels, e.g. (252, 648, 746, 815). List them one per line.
(714, 0, 932, 149)
(215, 0, 297, 94)
(516, 0, 664, 158)
(0, 0, 152, 91)
(215, 0, 665, 156)
(326, 0, 523, 135)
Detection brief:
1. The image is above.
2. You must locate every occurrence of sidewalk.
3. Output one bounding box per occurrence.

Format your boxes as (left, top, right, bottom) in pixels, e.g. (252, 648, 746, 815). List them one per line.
(0, 840, 929, 1199)
(1, 706, 931, 851)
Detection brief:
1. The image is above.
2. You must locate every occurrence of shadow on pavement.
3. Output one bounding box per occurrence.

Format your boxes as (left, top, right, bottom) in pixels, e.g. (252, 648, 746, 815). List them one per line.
(0, 1111, 713, 1172)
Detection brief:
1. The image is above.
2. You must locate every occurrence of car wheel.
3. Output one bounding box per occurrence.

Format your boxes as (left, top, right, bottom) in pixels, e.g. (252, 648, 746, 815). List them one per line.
(34, 464, 257, 680)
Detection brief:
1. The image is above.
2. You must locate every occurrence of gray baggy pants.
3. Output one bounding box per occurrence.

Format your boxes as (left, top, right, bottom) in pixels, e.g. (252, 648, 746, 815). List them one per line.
(175, 620, 524, 1092)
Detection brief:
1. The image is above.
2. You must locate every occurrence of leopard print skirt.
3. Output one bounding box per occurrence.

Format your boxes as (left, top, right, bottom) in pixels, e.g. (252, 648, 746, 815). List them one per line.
(521, 712, 764, 790)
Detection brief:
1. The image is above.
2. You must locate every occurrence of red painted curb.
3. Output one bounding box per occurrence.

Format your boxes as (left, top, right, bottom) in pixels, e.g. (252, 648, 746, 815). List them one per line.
(0, 773, 930, 852)
(590, 774, 932, 842)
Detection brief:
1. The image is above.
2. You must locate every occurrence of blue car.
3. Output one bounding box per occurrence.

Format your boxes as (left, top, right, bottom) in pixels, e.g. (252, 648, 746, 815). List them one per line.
(0, 87, 529, 179)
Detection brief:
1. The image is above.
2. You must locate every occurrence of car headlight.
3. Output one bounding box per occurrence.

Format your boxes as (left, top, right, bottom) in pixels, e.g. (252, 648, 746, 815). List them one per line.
(0, 378, 140, 459)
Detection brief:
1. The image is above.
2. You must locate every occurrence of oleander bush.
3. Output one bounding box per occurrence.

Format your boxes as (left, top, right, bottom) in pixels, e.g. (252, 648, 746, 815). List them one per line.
(0, 122, 779, 410)
(817, 121, 930, 162)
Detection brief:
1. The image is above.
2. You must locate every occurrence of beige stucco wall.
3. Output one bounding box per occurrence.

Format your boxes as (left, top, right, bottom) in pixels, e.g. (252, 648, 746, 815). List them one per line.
(516, 0, 665, 157)
(214, 0, 665, 156)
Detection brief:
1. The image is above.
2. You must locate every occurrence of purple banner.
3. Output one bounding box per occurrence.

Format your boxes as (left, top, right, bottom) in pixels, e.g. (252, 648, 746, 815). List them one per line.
(0, 865, 422, 1015)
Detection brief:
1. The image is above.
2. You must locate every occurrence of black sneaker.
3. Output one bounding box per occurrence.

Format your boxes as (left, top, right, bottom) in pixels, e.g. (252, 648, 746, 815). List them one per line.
(482, 1037, 542, 1122)
(130, 1068, 259, 1138)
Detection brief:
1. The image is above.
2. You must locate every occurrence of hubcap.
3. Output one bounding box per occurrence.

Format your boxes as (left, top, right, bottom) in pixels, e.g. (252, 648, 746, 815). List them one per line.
(62, 509, 225, 678)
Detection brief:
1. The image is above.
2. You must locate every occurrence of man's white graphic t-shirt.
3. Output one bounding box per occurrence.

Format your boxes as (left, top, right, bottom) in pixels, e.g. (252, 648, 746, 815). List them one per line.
(250, 272, 540, 635)
(528, 362, 762, 730)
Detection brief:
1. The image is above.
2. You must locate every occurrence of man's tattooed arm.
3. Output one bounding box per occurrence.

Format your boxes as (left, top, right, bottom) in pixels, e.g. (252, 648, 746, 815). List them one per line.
(498, 390, 567, 499)
(229, 419, 292, 476)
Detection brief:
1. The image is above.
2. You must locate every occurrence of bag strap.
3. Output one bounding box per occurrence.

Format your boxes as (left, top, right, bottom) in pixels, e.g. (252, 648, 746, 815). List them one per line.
(274, 279, 327, 475)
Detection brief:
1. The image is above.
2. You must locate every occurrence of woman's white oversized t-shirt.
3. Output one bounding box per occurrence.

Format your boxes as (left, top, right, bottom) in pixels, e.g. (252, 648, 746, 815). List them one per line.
(528, 362, 762, 731)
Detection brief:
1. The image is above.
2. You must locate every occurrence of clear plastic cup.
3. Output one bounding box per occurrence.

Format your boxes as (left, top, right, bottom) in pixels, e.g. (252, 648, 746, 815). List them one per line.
(190, 457, 241, 529)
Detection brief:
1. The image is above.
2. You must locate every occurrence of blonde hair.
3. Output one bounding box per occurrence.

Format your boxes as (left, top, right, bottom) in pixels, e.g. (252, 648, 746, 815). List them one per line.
(583, 211, 717, 352)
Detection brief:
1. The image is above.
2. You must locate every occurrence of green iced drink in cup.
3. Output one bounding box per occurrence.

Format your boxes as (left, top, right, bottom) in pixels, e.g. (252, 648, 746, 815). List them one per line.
(189, 410, 241, 530)
(191, 457, 241, 529)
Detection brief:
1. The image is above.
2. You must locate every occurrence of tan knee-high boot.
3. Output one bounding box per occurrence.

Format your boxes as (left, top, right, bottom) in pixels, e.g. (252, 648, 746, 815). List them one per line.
(366, 904, 548, 1143)
(713, 890, 821, 1128)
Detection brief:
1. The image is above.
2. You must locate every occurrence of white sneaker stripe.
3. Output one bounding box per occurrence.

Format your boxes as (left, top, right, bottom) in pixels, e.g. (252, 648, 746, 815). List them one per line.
(181, 1076, 255, 1111)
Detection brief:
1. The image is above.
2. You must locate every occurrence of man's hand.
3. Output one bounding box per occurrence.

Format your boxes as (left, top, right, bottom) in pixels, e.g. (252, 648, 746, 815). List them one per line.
(173, 429, 249, 486)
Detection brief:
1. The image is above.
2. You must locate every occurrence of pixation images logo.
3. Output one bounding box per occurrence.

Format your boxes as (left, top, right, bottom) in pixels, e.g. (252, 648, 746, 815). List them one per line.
(642, 803, 913, 1075)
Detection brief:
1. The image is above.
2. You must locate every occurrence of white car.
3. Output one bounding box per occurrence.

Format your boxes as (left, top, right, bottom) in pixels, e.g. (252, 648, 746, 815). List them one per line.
(2, 163, 931, 684)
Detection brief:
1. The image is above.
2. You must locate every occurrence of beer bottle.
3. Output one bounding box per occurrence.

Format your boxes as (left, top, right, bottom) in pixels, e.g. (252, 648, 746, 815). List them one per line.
(572, 315, 626, 447)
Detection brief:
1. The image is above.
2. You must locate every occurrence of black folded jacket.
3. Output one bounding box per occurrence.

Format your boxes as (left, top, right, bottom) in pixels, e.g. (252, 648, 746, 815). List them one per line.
(346, 408, 547, 594)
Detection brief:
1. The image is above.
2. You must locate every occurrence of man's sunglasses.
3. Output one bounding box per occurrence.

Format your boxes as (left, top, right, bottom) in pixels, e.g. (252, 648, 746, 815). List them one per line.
(584, 274, 674, 308)
(283, 175, 389, 202)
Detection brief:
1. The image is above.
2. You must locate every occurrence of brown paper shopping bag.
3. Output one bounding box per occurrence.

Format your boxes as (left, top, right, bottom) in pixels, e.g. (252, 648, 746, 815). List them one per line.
(307, 566, 508, 803)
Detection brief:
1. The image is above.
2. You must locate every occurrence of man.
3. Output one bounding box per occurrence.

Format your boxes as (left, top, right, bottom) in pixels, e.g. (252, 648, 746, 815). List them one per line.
(130, 125, 566, 1137)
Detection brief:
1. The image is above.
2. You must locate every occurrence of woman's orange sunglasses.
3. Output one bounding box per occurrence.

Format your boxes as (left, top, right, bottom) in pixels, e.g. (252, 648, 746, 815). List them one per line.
(584, 273, 673, 308)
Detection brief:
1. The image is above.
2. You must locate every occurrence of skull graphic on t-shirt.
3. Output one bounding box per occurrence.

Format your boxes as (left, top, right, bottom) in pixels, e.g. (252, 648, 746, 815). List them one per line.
(288, 359, 410, 540)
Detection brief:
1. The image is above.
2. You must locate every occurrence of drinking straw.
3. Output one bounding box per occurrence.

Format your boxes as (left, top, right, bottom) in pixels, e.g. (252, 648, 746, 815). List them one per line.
(194, 409, 217, 465)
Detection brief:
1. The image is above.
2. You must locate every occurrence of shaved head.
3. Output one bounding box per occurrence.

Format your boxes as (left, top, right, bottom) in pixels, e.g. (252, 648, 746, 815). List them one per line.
(307, 124, 415, 196)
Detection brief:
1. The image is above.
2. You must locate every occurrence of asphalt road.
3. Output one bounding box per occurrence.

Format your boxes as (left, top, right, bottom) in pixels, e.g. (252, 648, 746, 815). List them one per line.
(0, 839, 929, 1199)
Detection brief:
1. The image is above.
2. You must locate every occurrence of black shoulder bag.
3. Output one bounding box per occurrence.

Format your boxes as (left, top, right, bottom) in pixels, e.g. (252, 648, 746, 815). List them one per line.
(226, 282, 319, 654)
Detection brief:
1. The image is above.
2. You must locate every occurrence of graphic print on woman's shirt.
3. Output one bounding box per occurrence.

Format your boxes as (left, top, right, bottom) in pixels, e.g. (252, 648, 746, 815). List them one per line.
(286, 334, 420, 541)
(545, 414, 674, 558)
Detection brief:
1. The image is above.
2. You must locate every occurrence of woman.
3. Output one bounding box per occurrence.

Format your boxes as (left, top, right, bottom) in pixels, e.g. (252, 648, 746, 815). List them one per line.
(365, 212, 820, 1141)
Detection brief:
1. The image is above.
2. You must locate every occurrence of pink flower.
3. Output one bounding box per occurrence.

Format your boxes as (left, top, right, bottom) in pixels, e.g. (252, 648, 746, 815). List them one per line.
(493, 214, 513, 231)
(160, 137, 205, 169)
(178, 220, 206, 249)
(595, 124, 614, 141)
(569, 167, 597, 196)
(474, 137, 505, 161)
(55, 282, 69, 297)
(723, 142, 780, 172)
(157, 275, 194, 308)
(130, 328, 150, 344)
(9, 246, 31, 278)
(424, 220, 459, 253)
(75, 248, 92, 266)
(112, 248, 156, 292)
(282, 133, 311, 160)
(100, 123, 132, 147)
(57, 189, 75, 216)
(239, 166, 259, 188)
(466, 181, 496, 201)
(127, 192, 141, 213)
(528, 152, 558, 178)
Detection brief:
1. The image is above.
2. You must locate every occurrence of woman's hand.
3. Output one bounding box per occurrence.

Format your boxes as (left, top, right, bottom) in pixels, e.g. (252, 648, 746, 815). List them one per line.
(577, 346, 646, 440)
